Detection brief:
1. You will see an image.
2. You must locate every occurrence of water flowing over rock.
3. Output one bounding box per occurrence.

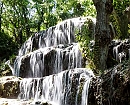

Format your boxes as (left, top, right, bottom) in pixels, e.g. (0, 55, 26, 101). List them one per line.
(112, 39, 130, 62)
(13, 16, 96, 78)
(18, 16, 96, 57)
(107, 39, 130, 68)
(1, 16, 130, 105)
(18, 68, 94, 105)
(7, 16, 96, 105)
(14, 43, 82, 78)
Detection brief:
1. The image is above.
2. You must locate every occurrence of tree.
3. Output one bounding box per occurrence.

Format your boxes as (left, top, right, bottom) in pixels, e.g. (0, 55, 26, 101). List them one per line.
(92, 0, 113, 72)
(2, 0, 32, 45)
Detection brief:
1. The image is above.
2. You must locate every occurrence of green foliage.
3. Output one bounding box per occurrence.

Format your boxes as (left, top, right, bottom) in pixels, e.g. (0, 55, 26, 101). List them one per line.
(0, 32, 18, 61)
(111, 0, 130, 39)
(76, 18, 95, 68)
(113, 0, 130, 16)
(55, 0, 96, 20)
(110, 14, 121, 39)
(0, 59, 6, 71)
(1, 0, 31, 45)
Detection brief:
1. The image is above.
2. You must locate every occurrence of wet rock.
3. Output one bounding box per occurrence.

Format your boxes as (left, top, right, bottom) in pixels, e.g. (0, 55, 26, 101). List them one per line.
(0, 98, 53, 105)
(33, 101, 52, 105)
(18, 68, 94, 105)
(15, 43, 82, 78)
(0, 76, 21, 98)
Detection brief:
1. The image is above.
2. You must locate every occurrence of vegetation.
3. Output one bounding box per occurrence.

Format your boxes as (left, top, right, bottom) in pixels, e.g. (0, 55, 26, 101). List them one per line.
(111, 0, 130, 39)
(0, 0, 130, 73)
(0, 0, 95, 61)
(0, 32, 17, 60)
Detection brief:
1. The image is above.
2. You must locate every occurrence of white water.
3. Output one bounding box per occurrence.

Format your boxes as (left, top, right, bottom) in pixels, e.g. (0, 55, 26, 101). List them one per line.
(13, 17, 96, 105)
(5, 60, 14, 75)
(19, 68, 94, 105)
(17, 16, 96, 56)
(113, 44, 121, 61)
(118, 52, 126, 63)
(13, 43, 82, 77)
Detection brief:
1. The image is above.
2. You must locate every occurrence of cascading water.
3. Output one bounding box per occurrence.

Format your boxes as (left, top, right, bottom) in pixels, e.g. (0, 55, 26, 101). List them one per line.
(18, 68, 94, 105)
(14, 43, 82, 78)
(112, 39, 130, 62)
(12, 16, 96, 105)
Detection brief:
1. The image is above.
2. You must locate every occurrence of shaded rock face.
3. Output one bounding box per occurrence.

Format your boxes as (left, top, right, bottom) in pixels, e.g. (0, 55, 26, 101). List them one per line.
(88, 61, 130, 105)
(0, 76, 21, 98)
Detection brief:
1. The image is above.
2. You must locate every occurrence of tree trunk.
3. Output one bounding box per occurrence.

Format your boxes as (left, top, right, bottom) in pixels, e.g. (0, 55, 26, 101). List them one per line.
(92, 0, 113, 72)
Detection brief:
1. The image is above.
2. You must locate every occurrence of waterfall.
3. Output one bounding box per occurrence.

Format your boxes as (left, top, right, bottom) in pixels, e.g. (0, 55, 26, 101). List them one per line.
(112, 39, 130, 62)
(13, 43, 82, 78)
(11, 16, 96, 105)
(18, 68, 94, 105)
(118, 52, 126, 63)
(113, 44, 121, 61)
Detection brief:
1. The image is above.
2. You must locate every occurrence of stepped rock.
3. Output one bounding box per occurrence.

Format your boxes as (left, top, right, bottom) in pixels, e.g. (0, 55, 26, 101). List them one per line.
(2, 16, 130, 105)
(14, 43, 82, 78)
(18, 16, 95, 56)
(1, 62, 130, 105)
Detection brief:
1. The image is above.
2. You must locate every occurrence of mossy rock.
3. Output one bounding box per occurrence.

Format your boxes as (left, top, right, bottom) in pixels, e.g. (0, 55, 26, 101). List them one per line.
(0, 76, 21, 98)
